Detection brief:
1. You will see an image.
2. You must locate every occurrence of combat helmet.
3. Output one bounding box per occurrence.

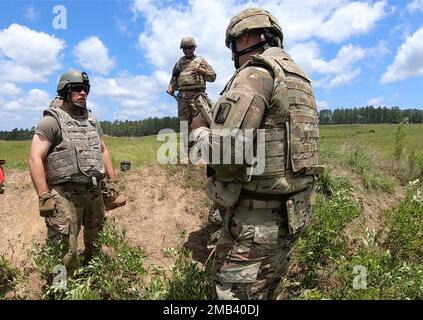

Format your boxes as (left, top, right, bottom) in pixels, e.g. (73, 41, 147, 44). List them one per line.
(225, 8, 283, 48)
(180, 36, 197, 48)
(57, 70, 90, 102)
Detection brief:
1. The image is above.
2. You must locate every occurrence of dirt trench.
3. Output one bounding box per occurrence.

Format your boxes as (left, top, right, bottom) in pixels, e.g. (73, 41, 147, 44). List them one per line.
(0, 166, 211, 297)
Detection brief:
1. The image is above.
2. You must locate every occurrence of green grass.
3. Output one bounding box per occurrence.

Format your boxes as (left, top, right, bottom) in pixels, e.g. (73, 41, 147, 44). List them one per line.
(2, 124, 423, 171)
(103, 135, 166, 169)
(320, 124, 423, 158)
(0, 255, 21, 299)
(0, 140, 31, 170)
(281, 172, 423, 300)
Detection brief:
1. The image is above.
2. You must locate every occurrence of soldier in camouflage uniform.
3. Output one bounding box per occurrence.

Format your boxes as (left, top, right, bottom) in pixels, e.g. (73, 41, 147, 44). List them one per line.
(29, 70, 118, 271)
(191, 8, 323, 299)
(167, 36, 216, 156)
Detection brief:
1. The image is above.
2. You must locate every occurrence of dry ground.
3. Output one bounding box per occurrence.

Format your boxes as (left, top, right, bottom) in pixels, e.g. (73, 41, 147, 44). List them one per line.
(0, 163, 404, 298)
(0, 165, 211, 298)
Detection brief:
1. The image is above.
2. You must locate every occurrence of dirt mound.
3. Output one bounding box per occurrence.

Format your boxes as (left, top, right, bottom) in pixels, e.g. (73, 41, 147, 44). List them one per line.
(329, 165, 405, 251)
(0, 166, 211, 274)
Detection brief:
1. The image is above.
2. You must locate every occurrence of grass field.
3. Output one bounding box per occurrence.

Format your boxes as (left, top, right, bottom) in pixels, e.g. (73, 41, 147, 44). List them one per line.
(1, 124, 422, 170)
(320, 124, 423, 158)
(1, 123, 422, 300)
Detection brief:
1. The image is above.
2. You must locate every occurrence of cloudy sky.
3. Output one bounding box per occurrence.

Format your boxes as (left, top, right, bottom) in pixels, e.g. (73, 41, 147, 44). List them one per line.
(0, 0, 422, 130)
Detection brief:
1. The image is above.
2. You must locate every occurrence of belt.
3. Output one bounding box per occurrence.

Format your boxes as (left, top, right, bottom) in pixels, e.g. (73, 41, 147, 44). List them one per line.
(178, 90, 205, 99)
(238, 198, 282, 209)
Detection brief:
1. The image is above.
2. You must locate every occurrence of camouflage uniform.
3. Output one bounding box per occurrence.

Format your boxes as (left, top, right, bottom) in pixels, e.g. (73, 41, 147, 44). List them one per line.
(193, 8, 323, 300)
(169, 39, 216, 151)
(46, 182, 105, 270)
(35, 96, 106, 271)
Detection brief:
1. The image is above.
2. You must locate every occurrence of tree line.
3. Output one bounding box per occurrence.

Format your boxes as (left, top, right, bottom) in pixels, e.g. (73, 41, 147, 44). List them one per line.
(0, 117, 180, 141)
(319, 106, 423, 125)
(1, 107, 422, 141)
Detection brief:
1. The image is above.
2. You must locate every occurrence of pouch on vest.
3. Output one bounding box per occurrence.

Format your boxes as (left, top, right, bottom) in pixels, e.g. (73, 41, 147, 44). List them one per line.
(45, 147, 79, 184)
(289, 107, 319, 172)
(286, 187, 312, 235)
(206, 178, 243, 208)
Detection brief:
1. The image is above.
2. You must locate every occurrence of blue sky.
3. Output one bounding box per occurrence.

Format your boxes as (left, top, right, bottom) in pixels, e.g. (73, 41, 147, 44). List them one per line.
(0, 0, 422, 130)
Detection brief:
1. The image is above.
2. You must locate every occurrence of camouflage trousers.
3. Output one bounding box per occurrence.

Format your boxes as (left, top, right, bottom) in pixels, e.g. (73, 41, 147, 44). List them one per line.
(45, 182, 106, 271)
(177, 91, 202, 153)
(212, 196, 306, 300)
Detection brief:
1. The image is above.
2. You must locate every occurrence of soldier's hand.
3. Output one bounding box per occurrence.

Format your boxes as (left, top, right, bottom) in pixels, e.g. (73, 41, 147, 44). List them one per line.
(108, 179, 120, 193)
(38, 191, 56, 218)
(191, 113, 209, 131)
(191, 67, 207, 76)
(166, 85, 174, 96)
(102, 179, 127, 211)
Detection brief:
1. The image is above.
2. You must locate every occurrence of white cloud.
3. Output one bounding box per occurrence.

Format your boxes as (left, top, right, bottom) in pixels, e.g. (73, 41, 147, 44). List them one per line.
(256, 0, 386, 44)
(73, 37, 115, 75)
(132, 0, 388, 97)
(0, 24, 64, 83)
(89, 72, 176, 120)
(407, 0, 423, 12)
(318, 1, 387, 43)
(367, 97, 384, 106)
(1, 89, 50, 112)
(317, 100, 329, 109)
(0, 83, 22, 96)
(291, 42, 367, 88)
(381, 27, 423, 84)
(0, 88, 50, 129)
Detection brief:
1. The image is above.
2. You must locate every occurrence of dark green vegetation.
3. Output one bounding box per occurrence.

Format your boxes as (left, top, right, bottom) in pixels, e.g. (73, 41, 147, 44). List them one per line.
(319, 106, 423, 125)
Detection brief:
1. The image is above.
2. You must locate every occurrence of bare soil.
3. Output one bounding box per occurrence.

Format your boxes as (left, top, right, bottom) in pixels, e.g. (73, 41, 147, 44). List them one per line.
(0, 165, 211, 298)
(0, 163, 405, 298)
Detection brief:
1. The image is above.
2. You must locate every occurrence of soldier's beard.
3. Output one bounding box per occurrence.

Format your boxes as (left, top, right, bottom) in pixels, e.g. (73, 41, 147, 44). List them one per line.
(71, 99, 87, 109)
(72, 102, 86, 109)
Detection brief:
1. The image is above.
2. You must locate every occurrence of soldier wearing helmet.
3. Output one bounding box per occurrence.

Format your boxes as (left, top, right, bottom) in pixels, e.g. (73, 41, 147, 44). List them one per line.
(191, 8, 323, 299)
(167, 36, 216, 159)
(29, 70, 123, 271)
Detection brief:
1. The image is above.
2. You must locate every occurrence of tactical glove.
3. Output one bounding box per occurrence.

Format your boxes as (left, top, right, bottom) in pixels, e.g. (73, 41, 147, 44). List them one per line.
(39, 191, 56, 218)
(102, 179, 127, 211)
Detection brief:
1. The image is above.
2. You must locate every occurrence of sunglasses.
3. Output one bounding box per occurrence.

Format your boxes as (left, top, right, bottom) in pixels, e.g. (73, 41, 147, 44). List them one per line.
(71, 85, 90, 94)
(183, 46, 195, 51)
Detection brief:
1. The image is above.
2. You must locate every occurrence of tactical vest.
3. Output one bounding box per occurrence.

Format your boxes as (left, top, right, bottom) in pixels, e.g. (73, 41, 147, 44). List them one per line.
(43, 107, 105, 185)
(176, 56, 206, 91)
(210, 47, 320, 183)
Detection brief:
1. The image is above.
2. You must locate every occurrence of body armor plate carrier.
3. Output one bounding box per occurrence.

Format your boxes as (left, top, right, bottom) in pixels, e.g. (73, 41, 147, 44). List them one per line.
(44, 107, 105, 185)
(177, 56, 206, 91)
(212, 47, 320, 182)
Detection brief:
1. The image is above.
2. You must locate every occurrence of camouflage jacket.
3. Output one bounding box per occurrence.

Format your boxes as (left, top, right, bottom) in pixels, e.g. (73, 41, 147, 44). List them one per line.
(169, 55, 216, 92)
(197, 47, 321, 195)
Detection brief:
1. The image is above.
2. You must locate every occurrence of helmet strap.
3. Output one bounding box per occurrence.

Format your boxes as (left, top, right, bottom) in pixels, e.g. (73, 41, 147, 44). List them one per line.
(232, 29, 283, 68)
(232, 39, 267, 69)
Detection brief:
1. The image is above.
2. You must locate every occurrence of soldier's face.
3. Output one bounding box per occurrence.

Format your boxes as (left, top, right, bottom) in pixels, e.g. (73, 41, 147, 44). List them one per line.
(183, 46, 195, 57)
(70, 85, 88, 108)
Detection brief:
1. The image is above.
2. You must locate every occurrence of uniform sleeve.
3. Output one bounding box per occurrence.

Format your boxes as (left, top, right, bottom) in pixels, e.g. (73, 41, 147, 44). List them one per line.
(34, 116, 60, 143)
(194, 66, 273, 169)
(217, 66, 273, 130)
(201, 58, 217, 83)
(169, 62, 179, 90)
